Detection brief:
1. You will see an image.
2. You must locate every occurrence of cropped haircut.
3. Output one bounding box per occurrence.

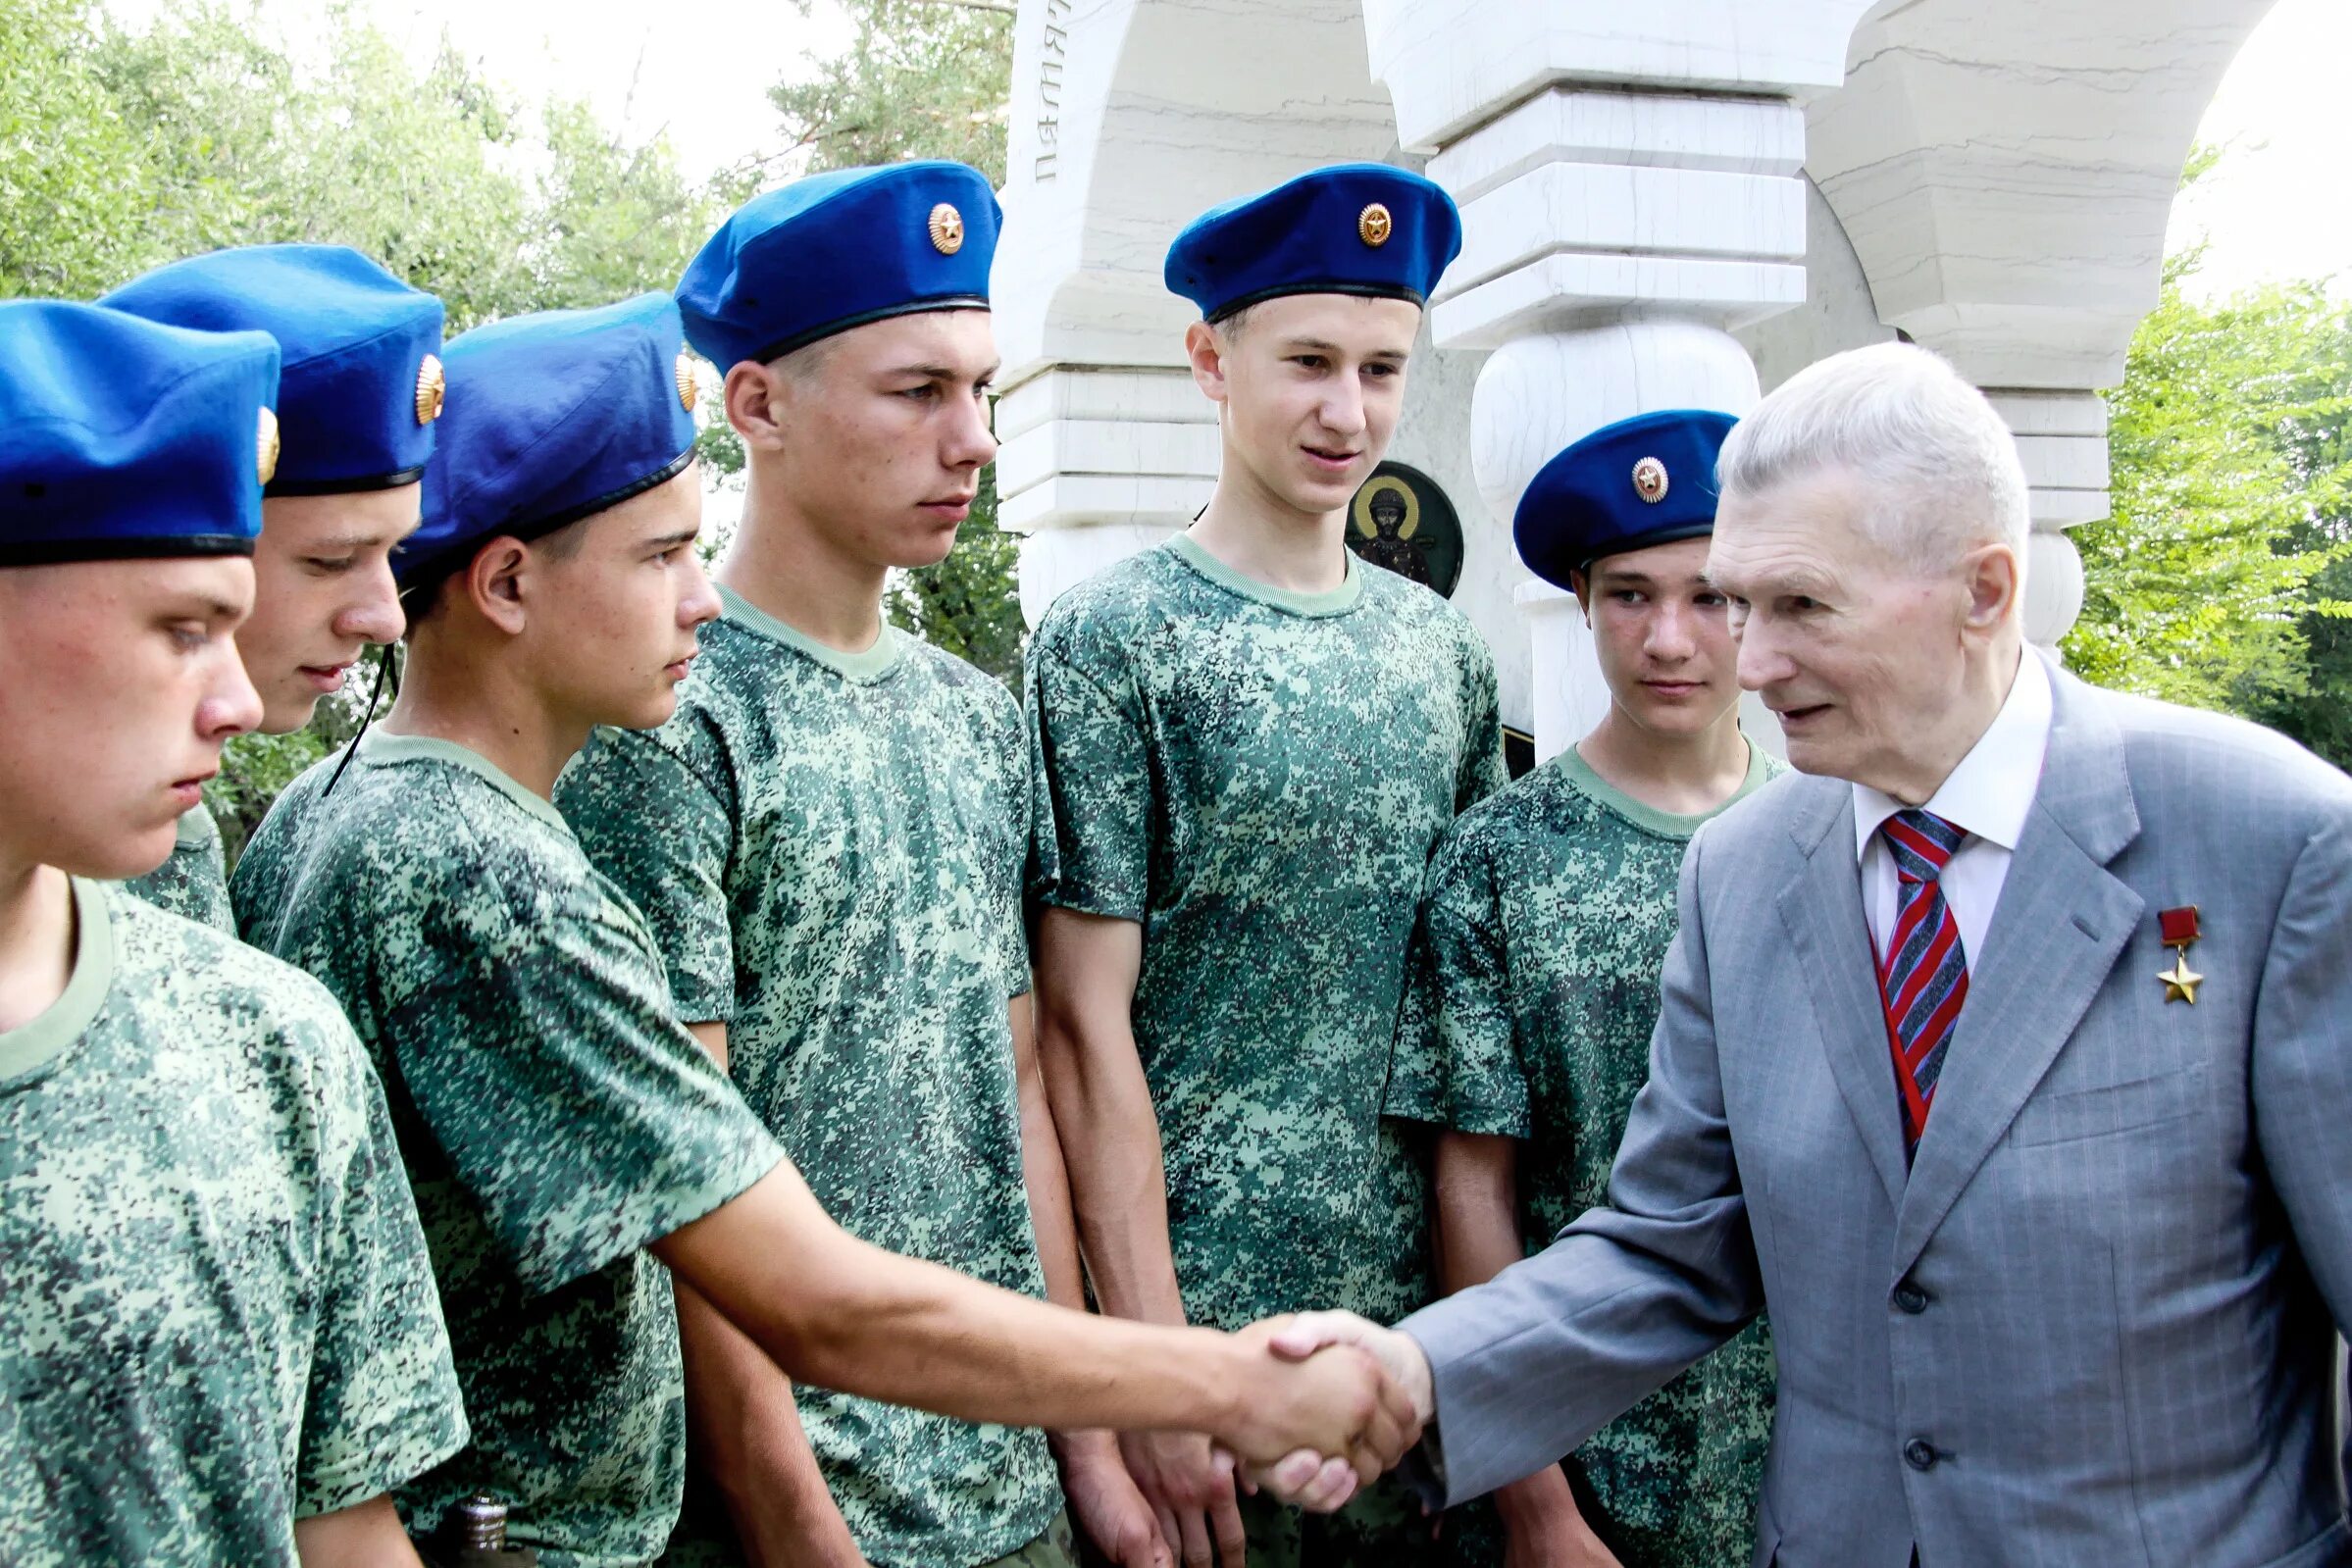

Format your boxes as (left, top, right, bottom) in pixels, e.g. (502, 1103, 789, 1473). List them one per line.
(1717, 342, 2030, 575)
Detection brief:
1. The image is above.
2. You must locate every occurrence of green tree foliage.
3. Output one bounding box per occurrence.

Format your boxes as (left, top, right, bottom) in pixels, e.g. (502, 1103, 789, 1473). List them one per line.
(1, 0, 731, 849)
(2248, 308, 2352, 769)
(768, 0, 1013, 184)
(2063, 244, 2352, 737)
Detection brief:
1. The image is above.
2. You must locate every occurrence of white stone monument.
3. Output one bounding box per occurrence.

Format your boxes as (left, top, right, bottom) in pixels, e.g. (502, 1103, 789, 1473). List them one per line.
(993, 0, 2279, 762)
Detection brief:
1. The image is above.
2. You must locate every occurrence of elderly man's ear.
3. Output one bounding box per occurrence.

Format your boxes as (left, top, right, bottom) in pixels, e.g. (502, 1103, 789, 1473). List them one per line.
(1960, 541, 2024, 637)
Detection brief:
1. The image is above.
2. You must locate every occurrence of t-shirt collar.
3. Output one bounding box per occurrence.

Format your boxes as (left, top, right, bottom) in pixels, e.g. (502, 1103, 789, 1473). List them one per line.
(1852, 647, 2053, 862)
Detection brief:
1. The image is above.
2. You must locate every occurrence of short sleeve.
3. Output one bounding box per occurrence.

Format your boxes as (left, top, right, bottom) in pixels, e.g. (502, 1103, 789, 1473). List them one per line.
(980, 687, 1035, 998)
(388, 887, 782, 1296)
(1391, 832, 1530, 1139)
(292, 1015, 469, 1517)
(1456, 638, 1509, 816)
(561, 724, 739, 1025)
(1024, 641, 1152, 924)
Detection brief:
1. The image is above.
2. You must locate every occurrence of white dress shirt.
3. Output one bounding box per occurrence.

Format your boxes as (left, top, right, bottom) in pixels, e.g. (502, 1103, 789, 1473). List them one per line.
(1854, 651, 2055, 973)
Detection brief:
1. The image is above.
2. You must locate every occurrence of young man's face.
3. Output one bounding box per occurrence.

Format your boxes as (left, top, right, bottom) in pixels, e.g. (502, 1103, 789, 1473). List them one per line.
(0, 556, 262, 879)
(1189, 292, 1422, 521)
(763, 309, 998, 572)
(1574, 535, 1742, 740)
(241, 486, 418, 733)
(524, 464, 721, 733)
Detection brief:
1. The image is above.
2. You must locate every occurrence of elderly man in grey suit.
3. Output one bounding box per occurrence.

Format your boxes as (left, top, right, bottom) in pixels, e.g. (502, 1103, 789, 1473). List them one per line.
(1261, 341, 2352, 1565)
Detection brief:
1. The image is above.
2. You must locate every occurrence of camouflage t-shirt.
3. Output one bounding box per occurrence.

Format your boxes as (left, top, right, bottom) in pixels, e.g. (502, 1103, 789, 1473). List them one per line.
(1386, 742, 1783, 1568)
(0, 878, 466, 1568)
(232, 732, 785, 1568)
(560, 589, 1059, 1568)
(122, 799, 232, 932)
(1026, 535, 1506, 1330)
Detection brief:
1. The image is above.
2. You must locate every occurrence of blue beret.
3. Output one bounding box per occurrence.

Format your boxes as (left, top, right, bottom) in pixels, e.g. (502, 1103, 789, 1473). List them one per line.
(1165, 163, 1462, 324)
(103, 245, 444, 497)
(0, 300, 280, 567)
(1514, 410, 1740, 589)
(678, 162, 999, 369)
(399, 293, 698, 587)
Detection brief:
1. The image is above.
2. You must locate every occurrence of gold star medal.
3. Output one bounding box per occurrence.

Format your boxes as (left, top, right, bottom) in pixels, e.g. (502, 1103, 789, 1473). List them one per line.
(2157, 905, 2204, 1005)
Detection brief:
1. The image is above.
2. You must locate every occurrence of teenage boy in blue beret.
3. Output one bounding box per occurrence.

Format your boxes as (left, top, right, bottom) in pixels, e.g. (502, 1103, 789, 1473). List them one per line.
(558, 160, 1159, 1568)
(234, 293, 1418, 1568)
(1023, 164, 1507, 1567)
(0, 300, 468, 1567)
(102, 244, 442, 930)
(1382, 411, 1782, 1567)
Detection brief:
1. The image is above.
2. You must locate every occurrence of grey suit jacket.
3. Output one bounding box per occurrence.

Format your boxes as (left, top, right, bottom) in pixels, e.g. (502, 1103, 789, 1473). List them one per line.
(1402, 667, 2352, 1567)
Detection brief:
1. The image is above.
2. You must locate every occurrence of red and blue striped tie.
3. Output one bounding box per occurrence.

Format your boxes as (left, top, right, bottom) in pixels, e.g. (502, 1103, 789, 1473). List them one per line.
(1878, 810, 1969, 1153)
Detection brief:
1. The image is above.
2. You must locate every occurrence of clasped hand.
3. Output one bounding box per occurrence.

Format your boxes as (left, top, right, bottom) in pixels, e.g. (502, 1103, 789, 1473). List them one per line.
(1216, 1311, 1434, 1516)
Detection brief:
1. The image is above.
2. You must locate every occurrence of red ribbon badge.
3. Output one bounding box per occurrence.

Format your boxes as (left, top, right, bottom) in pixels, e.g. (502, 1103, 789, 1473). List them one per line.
(2159, 906, 2202, 948)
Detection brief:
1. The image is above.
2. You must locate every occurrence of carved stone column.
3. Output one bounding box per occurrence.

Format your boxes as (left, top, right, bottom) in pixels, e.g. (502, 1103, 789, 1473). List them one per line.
(1363, 2, 1881, 758)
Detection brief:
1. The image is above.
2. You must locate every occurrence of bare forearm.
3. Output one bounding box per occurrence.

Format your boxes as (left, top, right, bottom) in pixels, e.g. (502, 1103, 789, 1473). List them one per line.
(293, 1495, 423, 1568)
(1013, 992, 1124, 1469)
(1013, 991, 1090, 1318)
(657, 1164, 1246, 1436)
(1031, 909, 1188, 1325)
(1434, 1130, 1529, 1295)
(676, 1280, 861, 1566)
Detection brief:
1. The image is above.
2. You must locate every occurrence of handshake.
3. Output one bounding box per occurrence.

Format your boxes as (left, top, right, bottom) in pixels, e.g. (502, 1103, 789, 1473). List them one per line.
(1212, 1311, 1434, 1513)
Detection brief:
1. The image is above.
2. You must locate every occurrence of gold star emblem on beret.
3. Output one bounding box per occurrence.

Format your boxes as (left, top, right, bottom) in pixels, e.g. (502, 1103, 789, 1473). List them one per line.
(675, 351, 698, 413)
(2157, 950, 2204, 1004)
(256, 405, 280, 486)
(1632, 456, 1669, 504)
(1358, 202, 1393, 248)
(928, 202, 965, 256)
(414, 355, 445, 427)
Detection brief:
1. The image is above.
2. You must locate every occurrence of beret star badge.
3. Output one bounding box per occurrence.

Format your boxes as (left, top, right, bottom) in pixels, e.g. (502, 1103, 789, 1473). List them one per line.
(2157, 904, 2204, 1005)
(928, 202, 965, 256)
(674, 351, 697, 413)
(256, 405, 280, 486)
(1632, 456, 1669, 503)
(1358, 202, 1393, 247)
(415, 355, 445, 426)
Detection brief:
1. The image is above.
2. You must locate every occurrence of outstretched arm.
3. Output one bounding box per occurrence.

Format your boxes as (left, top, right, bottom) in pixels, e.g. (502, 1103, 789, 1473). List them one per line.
(648, 1154, 1419, 1486)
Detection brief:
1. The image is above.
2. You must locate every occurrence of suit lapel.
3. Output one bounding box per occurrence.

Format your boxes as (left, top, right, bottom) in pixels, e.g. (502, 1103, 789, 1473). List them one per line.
(1776, 784, 1911, 1210)
(1891, 666, 2145, 1276)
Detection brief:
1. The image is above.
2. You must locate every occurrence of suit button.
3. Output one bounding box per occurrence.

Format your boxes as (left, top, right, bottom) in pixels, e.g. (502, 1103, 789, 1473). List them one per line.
(1904, 1439, 1939, 1472)
(1892, 1282, 1930, 1314)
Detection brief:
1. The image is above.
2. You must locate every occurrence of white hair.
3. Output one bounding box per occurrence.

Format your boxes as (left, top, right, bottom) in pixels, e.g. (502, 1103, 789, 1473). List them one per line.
(1717, 341, 2030, 572)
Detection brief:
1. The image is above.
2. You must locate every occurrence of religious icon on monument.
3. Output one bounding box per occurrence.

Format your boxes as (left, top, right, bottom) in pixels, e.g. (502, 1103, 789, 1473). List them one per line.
(1348, 462, 1462, 597)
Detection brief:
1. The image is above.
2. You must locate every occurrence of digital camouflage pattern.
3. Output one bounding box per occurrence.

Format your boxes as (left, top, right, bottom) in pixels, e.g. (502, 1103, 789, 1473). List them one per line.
(232, 733, 784, 1568)
(560, 588, 1060, 1568)
(121, 799, 232, 932)
(1026, 536, 1505, 1329)
(0, 878, 466, 1567)
(1387, 742, 1784, 1568)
